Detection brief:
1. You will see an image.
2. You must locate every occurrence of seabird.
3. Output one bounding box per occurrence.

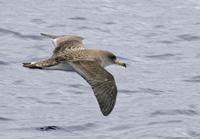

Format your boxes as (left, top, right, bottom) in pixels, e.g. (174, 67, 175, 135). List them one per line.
(23, 33, 126, 116)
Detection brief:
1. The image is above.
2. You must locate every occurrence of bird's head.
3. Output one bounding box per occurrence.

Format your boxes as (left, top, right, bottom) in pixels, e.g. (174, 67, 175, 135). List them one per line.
(108, 54, 127, 68)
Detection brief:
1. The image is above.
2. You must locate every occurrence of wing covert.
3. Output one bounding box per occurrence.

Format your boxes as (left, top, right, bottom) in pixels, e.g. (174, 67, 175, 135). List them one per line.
(41, 33, 84, 55)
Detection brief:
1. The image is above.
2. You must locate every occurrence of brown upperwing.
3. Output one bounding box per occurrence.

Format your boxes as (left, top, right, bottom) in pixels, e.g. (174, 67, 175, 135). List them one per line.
(68, 60, 117, 116)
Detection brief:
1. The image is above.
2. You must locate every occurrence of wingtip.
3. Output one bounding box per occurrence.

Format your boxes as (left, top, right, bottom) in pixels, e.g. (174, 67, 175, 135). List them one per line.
(102, 112, 111, 116)
(100, 107, 114, 116)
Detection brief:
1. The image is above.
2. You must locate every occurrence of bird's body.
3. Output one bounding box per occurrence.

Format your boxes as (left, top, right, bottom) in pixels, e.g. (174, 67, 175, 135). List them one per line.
(23, 33, 126, 116)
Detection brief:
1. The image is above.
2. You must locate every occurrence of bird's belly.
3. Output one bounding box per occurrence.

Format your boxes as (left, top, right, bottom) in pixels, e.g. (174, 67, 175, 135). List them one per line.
(43, 62, 74, 71)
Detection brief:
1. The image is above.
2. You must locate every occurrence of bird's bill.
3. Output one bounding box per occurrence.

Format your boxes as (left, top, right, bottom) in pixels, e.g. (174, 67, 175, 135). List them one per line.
(114, 60, 126, 68)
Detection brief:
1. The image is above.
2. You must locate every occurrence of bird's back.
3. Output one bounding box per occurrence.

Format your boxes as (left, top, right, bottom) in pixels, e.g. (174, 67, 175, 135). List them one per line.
(54, 49, 112, 63)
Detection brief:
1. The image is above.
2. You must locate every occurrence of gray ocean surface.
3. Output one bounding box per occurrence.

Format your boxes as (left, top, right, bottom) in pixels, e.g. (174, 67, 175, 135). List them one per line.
(1, 0, 200, 139)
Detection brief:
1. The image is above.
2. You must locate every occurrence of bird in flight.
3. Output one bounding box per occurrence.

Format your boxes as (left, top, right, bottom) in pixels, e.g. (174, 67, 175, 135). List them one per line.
(23, 33, 126, 116)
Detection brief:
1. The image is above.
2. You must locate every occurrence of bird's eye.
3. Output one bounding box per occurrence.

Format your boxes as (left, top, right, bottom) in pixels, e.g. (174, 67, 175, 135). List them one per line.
(110, 55, 116, 60)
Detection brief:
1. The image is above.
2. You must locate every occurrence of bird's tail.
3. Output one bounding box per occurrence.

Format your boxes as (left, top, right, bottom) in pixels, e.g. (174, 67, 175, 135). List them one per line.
(40, 33, 59, 39)
(23, 62, 42, 69)
(23, 58, 58, 69)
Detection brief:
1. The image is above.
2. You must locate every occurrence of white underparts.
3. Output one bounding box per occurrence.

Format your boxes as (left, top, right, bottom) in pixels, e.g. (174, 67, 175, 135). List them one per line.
(43, 62, 74, 71)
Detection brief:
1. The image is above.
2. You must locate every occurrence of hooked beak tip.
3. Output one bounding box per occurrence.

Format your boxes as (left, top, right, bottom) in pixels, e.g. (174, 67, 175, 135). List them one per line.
(114, 60, 127, 68)
(123, 63, 127, 68)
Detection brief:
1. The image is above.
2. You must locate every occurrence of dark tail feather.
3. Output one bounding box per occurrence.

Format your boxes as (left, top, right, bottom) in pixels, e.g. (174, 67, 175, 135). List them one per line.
(40, 33, 58, 39)
(23, 63, 42, 69)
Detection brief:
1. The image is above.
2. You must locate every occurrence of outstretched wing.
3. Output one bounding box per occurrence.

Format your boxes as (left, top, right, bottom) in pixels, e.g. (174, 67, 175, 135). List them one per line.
(41, 33, 84, 55)
(68, 60, 117, 116)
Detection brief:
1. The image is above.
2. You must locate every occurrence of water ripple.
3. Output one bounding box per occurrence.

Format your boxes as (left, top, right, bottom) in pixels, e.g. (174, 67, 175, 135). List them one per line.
(12, 80, 25, 85)
(154, 25, 165, 29)
(157, 40, 175, 44)
(150, 109, 198, 117)
(147, 120, 182, 126)
(0, 60, 9, 66)
(16, 96, 62, 105)
(36, 126, 62, 131)
(77, 26, 110, 33)
(161, 136, 190, 139)
(146, 53, 177, 60)
(69, 16, 87, 21)
(35, 123, 97, 132)
(187, 130, 200, 138)
(103, 21, 116, 25)
(63, 123, 97, 132)
(31, 18, 46, 24)
(139, 88, 164, 95)
(120, 89, 138, 95)
(120, 88, 164, 95)
(47, 24, 66, 28)
(177, 34, 200, 41)
(183, 75, 200, 83)
(107, 124, 132, 131)
(0, 28, 43, 40)
(0, 117, 13, 121)
(68, 84, 86, 88)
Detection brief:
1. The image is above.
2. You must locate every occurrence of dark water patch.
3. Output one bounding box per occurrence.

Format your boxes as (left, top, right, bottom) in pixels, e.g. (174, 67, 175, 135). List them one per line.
(31, 18, 46, 24)
(157, 40, 175, 44)
(48, 24, 66, 28)
(139, 88, 164, 95)
(154, 25, 165, 29)
(103, 21, 116, 25)
(77, 26, 110, 33)
(0, 28, 43, 40)
(108, 124, 132, 131)
(36, 126, 62, 131)
(35, 100, 62, 105)
(196, 53, 200, 58)
(63, 123, 97, 132)
(177, 34, 200, 41)
(77, 26, 92, 30)
(144, 32, 158, 37)
(187, 130, 200, 137)
(68, 84, 88, 94)
(69, 16, 87, 21)
(161, 136, 190, 139)
(0, 60, 9, 66)
(188, 104, 197, 109)
(31, 44, 47, 51)
(150, 109, 198, 117)
(16, 96, 62, 105)
(12, 80, 25, 85)
(68, 84, 86, 88)
(0, 117, 13, 121)
(121, 88, 164, 95)
(146, 53, 176, 60)
(184, 76, 200, 83)
(36, 123, 97, 132)
(72, 90, 86, 95)
(120, 89, 138, 95)
(147, 120, 182, 126)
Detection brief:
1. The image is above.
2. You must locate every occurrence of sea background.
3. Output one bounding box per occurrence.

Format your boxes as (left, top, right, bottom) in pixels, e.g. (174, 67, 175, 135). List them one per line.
(0, 0, 200, 139)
